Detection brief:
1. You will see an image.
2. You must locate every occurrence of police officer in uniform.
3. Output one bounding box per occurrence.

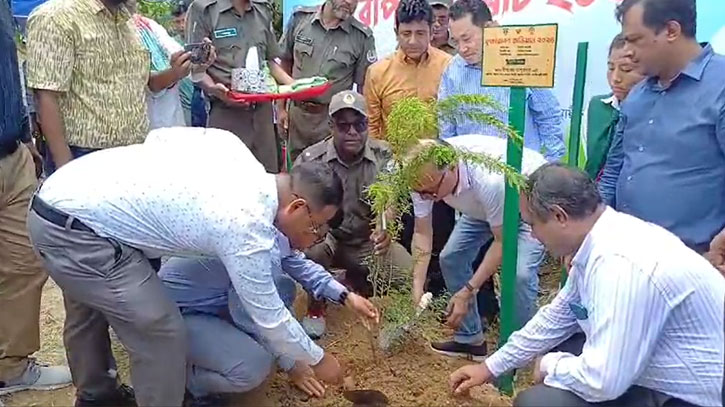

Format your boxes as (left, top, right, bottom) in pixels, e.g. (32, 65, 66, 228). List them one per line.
(294, 90, 411, 338)
(186, 0, 293, 172)
(279, 0, 377, 160)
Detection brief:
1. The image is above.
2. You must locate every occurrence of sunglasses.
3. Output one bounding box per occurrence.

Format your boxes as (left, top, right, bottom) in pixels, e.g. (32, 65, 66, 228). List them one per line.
(334, 119, 368, 134)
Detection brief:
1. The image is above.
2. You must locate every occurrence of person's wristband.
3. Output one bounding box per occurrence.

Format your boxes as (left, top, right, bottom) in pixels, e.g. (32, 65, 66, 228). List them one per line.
(464, 281, 478, 295)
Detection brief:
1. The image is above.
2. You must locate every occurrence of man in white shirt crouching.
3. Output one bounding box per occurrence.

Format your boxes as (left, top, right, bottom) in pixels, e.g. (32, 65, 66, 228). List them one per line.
(450, 163, 725, 407)
(26, 128, 349, 407)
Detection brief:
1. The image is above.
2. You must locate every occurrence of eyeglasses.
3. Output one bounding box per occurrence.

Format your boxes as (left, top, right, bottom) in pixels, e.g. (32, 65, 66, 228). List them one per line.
(417, 171, 447, 200)
(334, 119, 368, 134)
(292, 194, 326, 243)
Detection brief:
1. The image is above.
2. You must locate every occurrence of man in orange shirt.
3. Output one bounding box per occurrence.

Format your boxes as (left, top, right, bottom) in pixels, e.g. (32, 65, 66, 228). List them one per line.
(363, 0, 451, 140)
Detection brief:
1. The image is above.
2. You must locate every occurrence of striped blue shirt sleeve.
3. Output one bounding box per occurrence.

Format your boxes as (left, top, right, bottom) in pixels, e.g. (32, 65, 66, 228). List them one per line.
(542, 256, 670, 402)
(438, 66, 457, 140)
(281, 250, 346, 303)
(527, 88, 565, 162)
(485, 279, 581, 376)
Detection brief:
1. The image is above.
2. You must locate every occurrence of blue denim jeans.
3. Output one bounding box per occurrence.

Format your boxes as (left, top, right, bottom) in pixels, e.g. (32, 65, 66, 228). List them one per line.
(42, 145, 98, 177)
(439, 215, 545, 344)
(190, 85, 208, 127)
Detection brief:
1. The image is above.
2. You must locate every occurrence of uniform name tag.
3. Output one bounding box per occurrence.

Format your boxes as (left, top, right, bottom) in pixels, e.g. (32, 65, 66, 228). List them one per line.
(214, 28, 238, 39)
(294, 33, 313, 45)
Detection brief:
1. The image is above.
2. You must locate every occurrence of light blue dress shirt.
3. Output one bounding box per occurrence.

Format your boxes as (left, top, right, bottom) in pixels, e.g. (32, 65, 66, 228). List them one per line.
(438, 54, 566, 162)
(598, 45, 725, 250)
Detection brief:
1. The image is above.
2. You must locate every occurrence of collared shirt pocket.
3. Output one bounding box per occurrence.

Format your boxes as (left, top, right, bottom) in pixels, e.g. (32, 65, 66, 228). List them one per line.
(293, 41, 313, 71)
(322, 48, 354, 80)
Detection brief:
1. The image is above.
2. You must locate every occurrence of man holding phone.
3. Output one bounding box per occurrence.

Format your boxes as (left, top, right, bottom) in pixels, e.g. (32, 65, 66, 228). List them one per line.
(26, 0, 196, 176)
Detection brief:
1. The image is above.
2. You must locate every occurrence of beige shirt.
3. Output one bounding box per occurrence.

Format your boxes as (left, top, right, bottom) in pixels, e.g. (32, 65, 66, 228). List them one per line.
(364, 47, 452, 139)
(26, 0, 150, 149)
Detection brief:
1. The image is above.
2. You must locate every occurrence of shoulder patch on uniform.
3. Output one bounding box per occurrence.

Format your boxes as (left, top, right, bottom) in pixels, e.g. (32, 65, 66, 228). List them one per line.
(350, 18, 373, 36)
(366, 49, 377, 63)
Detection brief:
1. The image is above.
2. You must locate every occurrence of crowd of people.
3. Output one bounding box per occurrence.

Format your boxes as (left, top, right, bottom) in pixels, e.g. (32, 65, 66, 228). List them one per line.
(0, 0, 724, 405)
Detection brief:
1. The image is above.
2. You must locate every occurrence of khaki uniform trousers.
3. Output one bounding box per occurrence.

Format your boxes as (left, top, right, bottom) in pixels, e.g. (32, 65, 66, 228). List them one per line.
(209, 101, 279, 173)
(0, 145, 46, 381)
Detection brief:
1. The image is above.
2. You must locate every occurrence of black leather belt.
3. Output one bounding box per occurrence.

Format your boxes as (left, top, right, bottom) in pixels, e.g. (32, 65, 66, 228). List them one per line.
(31, 197, 94, 233)
(0, 139, 19, 159)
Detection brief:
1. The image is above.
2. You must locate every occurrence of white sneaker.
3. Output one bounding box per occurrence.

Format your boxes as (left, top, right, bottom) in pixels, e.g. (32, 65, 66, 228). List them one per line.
(0, 359, 72, 395)
(302, 315, 326, 340)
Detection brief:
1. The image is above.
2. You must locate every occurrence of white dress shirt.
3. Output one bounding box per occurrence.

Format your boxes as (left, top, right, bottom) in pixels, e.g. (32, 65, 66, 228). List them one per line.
(411, 135, 547, 227)
(39, 127, 324, 367)
(485, 208, 725, 406)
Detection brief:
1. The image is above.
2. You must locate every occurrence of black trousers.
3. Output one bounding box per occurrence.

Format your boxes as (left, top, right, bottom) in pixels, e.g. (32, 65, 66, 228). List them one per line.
(513, 333, 701, 407)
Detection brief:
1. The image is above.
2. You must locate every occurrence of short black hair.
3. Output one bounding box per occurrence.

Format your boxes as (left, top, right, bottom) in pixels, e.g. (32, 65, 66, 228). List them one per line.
(448, 0, 492, 27)
(395, 0, 434, 29)
(525, 163, 602, 221)
(290, 162, 343, 210)
(171, 1, 188, 16)
(608, 34, 626, 56)
(615, 0, 696, 39)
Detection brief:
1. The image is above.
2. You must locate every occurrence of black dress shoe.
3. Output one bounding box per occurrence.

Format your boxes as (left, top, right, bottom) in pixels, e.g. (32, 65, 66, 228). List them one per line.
(75, 384, 136, 407)
(430, 340, 488, 362)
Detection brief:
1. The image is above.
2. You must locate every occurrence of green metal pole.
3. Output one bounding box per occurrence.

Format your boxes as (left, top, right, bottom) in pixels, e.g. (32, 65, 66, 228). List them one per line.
(496, 87, 527, 396)
(561, 41, 589, 286)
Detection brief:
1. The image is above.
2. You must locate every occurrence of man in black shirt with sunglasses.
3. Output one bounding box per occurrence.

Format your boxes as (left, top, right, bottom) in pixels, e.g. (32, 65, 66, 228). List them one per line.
(294, 90, 412, 338)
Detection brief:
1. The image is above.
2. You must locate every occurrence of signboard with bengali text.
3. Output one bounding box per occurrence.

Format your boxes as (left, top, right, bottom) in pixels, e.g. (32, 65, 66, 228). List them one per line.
(482, 24, 558, 88)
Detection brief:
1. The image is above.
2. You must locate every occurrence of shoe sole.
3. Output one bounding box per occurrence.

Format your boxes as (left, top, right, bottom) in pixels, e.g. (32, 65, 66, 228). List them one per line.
(429, 344, 487, 362)
(0, 382, 72, 396)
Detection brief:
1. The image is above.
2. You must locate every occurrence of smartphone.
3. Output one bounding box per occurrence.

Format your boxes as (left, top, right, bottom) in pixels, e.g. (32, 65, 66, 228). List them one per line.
(184, 42, 211, 64)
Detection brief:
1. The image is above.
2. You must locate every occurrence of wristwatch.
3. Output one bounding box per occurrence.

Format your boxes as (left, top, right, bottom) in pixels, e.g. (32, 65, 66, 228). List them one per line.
(338, 290, 350, 306)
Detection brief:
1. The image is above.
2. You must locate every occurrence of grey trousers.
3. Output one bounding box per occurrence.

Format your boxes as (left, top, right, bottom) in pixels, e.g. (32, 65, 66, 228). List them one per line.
(513, 333, 699, 407)
(27, 209, 186, 407)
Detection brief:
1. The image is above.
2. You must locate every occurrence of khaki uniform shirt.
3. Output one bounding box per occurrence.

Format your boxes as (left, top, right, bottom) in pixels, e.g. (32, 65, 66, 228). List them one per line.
(436, 36, 457, 55)
(186, 0, 280, 87)
(26, 0, 150, 149)
(364, 47, 451, 139)
(294, 137, 391, 246)
(280, 6, 377, 105)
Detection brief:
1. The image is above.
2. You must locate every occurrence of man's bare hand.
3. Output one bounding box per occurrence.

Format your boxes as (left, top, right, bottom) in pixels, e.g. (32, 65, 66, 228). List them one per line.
(370, 229, 391, 256)
(445, 288, 473, 329)
(345, 292, 379, 329)
(449, 363, 493, 396)
(170, 50, 192, 80)
(191, 38, 216, 73)
(705, 230, 725, 277)
(289, 362, 326, 398)
(311, 353, 342, 385)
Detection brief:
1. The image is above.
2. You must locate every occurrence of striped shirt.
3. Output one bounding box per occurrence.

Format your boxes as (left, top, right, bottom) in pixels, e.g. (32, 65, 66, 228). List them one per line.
(26, 0, 150, 149)
(485, 208, 725, 406)
(438, 55, 565, 162)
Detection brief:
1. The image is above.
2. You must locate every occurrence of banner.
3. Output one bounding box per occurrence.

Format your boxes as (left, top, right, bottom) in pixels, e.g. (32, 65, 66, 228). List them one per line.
(283, 0, 725, 132)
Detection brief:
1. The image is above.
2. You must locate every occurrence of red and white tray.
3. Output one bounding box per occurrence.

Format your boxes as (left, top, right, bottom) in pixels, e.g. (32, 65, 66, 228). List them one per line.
(227, 82, 332, 103)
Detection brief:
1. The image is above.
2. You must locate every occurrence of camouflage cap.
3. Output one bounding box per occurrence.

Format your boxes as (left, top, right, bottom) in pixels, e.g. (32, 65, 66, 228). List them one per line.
(329, 90, 367, 117)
